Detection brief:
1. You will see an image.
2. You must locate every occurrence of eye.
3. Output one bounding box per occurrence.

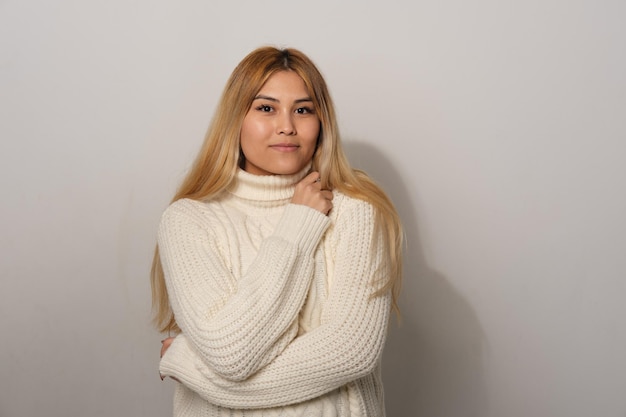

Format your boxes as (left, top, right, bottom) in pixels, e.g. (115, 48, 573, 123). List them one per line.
(256, 104, 273, 112)
(295, 106, 314, 115)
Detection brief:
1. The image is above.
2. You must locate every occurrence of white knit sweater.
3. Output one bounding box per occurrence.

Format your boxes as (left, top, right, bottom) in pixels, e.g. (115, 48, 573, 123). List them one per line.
(158, 167, 391, 416)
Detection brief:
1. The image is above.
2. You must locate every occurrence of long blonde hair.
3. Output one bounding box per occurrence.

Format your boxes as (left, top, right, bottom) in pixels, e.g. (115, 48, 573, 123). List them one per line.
(151, 46, 403, 333)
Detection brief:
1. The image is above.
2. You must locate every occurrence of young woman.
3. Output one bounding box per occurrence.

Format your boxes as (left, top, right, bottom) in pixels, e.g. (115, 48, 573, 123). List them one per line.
(152, 46, 403, 416)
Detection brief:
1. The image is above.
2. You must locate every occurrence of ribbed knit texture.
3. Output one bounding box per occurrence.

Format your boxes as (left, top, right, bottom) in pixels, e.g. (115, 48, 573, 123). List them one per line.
(158, 167, 391, 416)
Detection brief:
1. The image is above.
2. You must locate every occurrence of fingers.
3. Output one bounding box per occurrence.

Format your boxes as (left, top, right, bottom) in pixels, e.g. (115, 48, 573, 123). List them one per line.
(159, 337, 176, 380)
(292, 171, 333, 215)
(160, 337, 175, 358)
(320, 189, 333, 201)
(303, 171, 322, 185)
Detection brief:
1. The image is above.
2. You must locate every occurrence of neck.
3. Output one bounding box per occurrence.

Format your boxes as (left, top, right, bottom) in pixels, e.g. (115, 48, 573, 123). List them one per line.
(227, 165, 311, 203)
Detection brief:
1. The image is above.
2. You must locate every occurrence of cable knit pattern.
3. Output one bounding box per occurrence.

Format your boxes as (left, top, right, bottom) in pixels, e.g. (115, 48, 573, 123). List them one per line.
(158, 167, 391, 416)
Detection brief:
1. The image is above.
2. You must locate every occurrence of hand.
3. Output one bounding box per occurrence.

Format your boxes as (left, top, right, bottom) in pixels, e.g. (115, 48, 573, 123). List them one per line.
(159, 337, 176, 381)
(291, 171, 333, 215)
(160, 337, 175, 358)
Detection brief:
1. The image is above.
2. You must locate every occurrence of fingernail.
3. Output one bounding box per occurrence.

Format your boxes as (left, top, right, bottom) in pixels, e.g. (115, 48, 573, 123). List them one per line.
(160, 372, 165, 381)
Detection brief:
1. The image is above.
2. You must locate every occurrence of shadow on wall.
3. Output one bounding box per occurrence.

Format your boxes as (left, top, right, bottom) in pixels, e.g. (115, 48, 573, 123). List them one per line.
(343, 141, 488, 417)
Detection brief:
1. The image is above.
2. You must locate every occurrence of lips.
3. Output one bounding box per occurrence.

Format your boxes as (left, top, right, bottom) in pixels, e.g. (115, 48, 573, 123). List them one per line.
(269, 143, 300, 152)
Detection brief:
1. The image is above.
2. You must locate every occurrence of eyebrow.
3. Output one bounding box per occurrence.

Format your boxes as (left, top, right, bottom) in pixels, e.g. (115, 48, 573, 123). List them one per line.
(253, 94, 313, 103)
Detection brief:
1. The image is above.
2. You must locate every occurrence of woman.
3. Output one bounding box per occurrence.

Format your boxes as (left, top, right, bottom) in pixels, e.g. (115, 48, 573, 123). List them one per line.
(152, 46, 403, 416)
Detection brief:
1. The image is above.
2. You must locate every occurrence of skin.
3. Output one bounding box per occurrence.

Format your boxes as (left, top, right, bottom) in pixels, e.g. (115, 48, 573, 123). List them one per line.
(160, 71, 333, 374)
(240, 70, 320, 177)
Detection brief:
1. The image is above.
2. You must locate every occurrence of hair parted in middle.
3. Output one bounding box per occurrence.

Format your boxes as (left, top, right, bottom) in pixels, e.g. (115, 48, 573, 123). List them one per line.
(151, 46, 403, 333)
(174, 46, 340, 200)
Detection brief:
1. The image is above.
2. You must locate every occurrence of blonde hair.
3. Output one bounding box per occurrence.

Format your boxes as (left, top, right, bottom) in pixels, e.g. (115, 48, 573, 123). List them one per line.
(151, 46, 403, 333)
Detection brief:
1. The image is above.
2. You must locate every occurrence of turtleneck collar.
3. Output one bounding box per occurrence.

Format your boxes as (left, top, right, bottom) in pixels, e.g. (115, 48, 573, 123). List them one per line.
(227, 164, 311, 203)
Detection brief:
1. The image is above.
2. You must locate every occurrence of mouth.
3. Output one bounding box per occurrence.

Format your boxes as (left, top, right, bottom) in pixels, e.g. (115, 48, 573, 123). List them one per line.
(269, 143, 300, 152)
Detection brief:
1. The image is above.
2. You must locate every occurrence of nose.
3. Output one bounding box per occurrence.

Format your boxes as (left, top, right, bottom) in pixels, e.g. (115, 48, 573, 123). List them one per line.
(277, 112, 296, 135)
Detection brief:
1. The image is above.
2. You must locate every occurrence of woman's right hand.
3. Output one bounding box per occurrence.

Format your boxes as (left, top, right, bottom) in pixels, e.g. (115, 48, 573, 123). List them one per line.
(160, 337, 180, 382)
(161, 337, 175, 359)
(291, 171, 333, 215)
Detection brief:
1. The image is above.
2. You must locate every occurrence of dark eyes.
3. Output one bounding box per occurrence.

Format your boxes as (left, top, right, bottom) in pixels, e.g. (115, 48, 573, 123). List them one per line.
(256, 105, 273, 112)
(295, 107, 314, 114)
(255, 104, 314, 115)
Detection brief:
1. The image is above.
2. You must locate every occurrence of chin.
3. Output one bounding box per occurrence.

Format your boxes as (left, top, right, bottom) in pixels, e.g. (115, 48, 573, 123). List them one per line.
(245, 158, 311, 176)
(279, 165, 309, 175)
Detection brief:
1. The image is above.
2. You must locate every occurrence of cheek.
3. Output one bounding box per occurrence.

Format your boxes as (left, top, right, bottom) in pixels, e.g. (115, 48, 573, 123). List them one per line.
(246, 116, 274, 134)
(303, 121, 321, 148)
(239, 118, 254, 144)
(240, 117, 264, 150)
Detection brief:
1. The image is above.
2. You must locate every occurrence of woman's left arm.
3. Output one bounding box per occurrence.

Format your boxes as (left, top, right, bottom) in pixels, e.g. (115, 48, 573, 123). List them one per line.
(159, 198, 392, 409)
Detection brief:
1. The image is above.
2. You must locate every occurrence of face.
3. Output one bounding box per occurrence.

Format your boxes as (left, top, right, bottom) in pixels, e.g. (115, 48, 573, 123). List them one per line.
(240, 71, 320, 176)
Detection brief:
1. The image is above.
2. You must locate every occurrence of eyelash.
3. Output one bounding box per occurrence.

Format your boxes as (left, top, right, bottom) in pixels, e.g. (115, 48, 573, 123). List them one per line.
(256, 105, 273, 112)
(255, 104, 315, 114)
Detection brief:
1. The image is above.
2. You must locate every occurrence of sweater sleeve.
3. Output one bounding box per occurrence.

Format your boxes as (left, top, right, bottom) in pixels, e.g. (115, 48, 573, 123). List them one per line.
(158, 199, 330, 381)
(159, 198, 392, 408)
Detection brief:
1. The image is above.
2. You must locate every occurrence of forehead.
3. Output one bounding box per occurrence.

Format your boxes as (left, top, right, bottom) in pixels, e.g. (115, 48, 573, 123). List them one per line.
(258, 71, 309, 96)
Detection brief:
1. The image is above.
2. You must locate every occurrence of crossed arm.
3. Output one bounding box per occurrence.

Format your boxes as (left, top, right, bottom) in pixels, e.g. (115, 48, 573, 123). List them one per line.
(158, 197, 391, 409)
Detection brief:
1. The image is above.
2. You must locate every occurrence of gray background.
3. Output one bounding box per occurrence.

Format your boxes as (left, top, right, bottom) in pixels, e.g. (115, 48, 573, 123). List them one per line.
(1, 1, 625, 416)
